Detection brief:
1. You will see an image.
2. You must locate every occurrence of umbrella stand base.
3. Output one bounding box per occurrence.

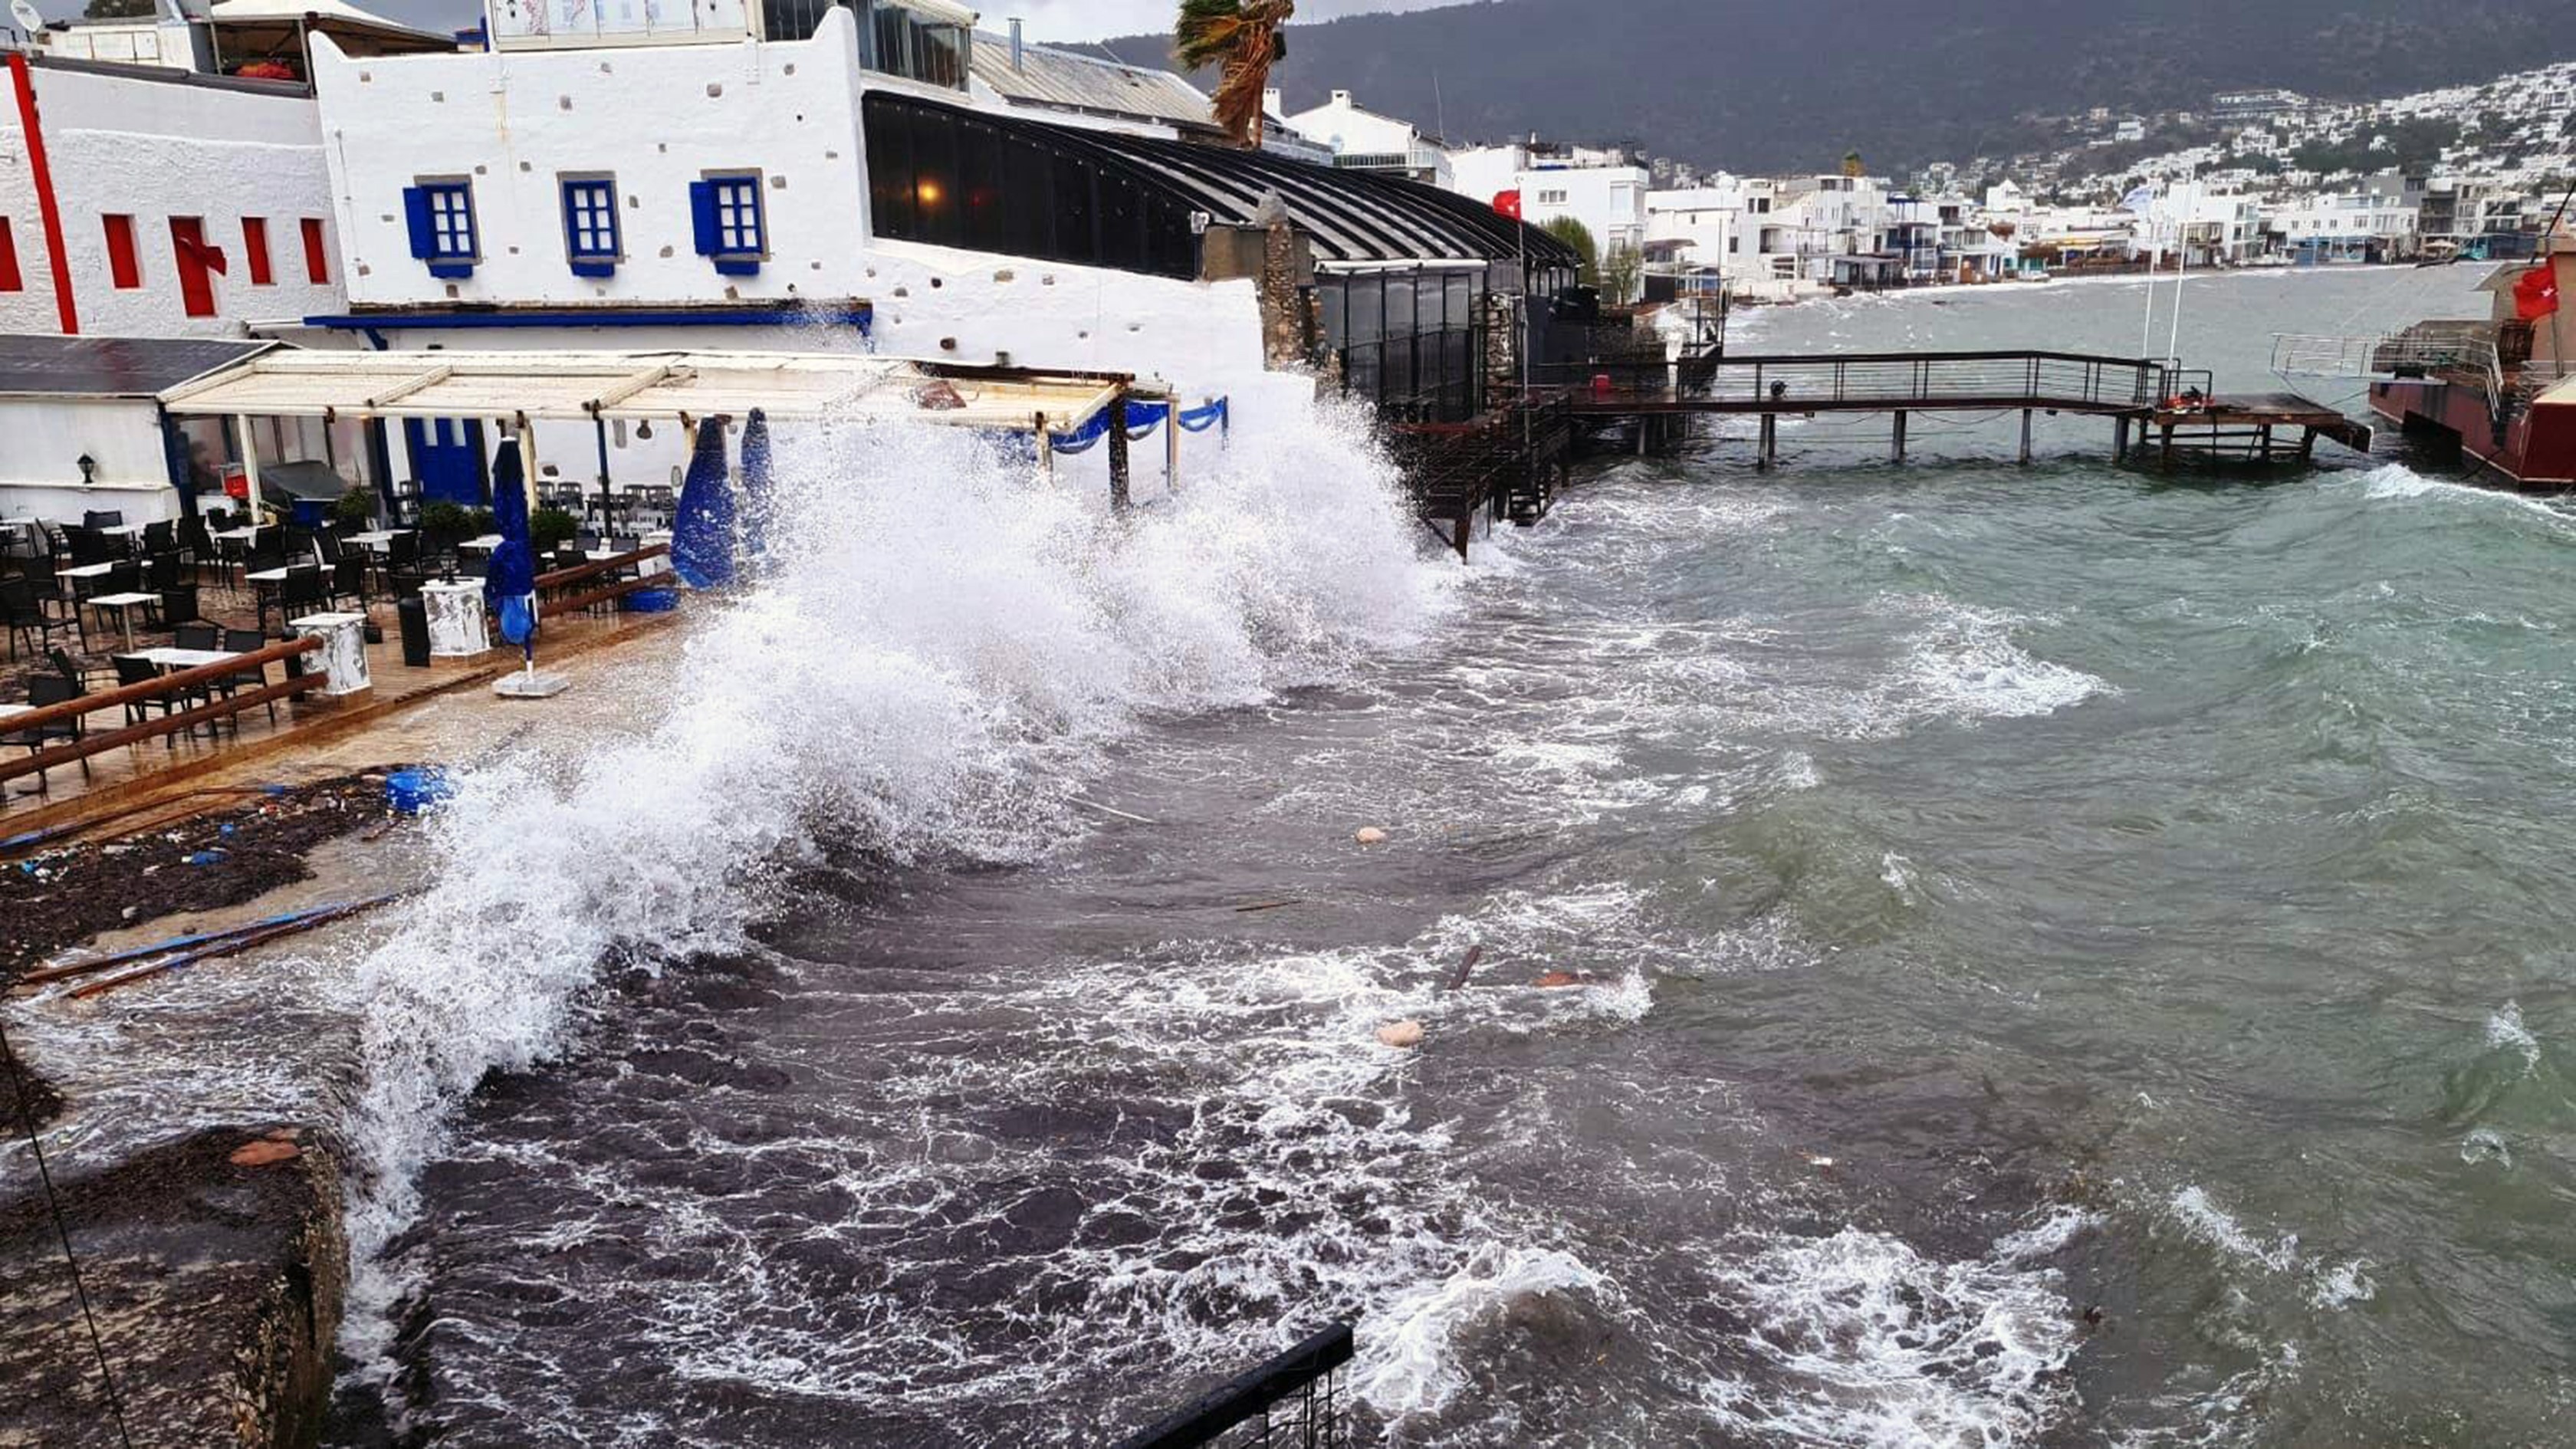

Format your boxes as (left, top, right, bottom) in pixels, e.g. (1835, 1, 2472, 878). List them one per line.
(492, 669, 571, 699)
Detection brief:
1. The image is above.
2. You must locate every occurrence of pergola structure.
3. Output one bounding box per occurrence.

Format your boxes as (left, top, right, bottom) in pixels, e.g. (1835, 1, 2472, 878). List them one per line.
(158, 347, 1171, 517)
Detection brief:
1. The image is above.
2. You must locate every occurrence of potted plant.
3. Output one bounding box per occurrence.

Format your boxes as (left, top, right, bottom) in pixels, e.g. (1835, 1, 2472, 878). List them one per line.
(530, 505, 580, 557)
(331, 487, 376, 531)
(420, 499, 471, 551)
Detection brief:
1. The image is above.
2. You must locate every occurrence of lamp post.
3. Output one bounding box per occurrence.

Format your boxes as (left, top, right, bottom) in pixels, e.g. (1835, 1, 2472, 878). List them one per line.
(77, 453, 95, 486)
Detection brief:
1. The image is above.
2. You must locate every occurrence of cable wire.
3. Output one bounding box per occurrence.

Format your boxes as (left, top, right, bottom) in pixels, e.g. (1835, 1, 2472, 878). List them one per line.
(0, 1017, 136, 1449)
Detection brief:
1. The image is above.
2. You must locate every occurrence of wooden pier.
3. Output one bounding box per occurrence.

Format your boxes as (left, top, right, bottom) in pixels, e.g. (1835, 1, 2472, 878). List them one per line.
(1540, 350, 2372, 469)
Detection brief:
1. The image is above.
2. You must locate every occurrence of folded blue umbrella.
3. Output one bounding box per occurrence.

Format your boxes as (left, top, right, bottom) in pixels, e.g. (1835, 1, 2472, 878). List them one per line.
(483, 439, 539, 649)
(670, 419, 735, 590)
(738, 408, 774, 573)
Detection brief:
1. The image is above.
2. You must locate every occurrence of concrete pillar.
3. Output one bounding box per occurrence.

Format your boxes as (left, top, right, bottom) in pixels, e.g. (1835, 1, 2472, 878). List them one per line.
(2113, 415, 2129, 462)
(1758, 412, 1777, 468)
(1892, 410, 1907, 462)
(2019, 409, 2033, 465)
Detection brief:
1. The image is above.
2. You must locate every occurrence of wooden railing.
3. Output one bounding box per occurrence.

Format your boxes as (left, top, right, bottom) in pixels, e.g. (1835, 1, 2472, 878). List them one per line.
(536, 543, 669, 617)
(1, 637, 322, 785)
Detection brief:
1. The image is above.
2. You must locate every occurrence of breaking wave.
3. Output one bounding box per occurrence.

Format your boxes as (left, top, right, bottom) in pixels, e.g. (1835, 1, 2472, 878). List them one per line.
(1697, 1208, 2096, 1447)
(329, 398, 1454, 1390)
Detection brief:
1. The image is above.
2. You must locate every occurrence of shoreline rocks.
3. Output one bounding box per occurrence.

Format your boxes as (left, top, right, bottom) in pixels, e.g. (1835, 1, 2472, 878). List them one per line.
(0, 1127, 347, 1449)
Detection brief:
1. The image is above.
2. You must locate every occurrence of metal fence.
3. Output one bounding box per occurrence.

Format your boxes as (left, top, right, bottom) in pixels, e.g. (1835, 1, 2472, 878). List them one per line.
(1545, 349, 2169, 411)
(1116, 1324, 1355, 1449)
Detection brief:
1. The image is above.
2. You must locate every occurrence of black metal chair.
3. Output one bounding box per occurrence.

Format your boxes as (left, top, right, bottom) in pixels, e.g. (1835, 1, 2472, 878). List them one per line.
(281, 565, 328, 626)
(2, 673, 88, 795)
(83, 509, 123, 530)
(329, 554, 370, 612)
(173, 621, 220, 651)
(218, 628, 277, 731)
(110, 654, 183, 748)
(142, 520, 175, 556)
(0, 577, 78, 661)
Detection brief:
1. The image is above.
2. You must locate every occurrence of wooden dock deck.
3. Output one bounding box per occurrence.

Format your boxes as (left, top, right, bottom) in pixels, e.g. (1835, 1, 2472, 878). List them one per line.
(1540, 350, 2372, 468)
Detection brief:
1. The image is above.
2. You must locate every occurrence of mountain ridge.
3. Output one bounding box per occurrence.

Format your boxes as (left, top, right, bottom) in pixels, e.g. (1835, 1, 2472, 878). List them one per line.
(1100, 0, 2576, 173)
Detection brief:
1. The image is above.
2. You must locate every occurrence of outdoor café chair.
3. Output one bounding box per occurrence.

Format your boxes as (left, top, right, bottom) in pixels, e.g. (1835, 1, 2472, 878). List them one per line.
(4, 673, 89, 794)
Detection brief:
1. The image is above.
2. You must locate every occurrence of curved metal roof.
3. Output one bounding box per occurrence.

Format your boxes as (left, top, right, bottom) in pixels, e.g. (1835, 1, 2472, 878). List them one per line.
(868, 92, 1580, 271)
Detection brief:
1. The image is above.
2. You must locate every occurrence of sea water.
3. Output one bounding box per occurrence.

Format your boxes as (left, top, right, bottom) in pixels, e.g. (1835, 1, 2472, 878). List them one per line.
(16, 264, 2574, 1447)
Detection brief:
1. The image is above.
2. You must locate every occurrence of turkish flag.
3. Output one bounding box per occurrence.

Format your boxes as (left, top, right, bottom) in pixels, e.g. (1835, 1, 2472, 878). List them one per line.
(2514, 264, 2558, 320)
(1493, 189, 1522, 220)
(176, 230, 228, 277)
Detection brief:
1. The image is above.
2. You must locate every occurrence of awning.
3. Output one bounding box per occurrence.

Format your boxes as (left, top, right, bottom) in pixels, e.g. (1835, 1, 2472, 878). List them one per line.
(157, 347, 1142, 432)
(0, 335, 275, 400)
(206, 0, 456, 54)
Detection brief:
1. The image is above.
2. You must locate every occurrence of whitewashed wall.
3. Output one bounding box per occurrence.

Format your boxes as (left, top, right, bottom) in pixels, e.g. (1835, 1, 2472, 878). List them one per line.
(0, 62, 343, 338)
(0, 396, 182, 524)
(311, 13, 873, 311)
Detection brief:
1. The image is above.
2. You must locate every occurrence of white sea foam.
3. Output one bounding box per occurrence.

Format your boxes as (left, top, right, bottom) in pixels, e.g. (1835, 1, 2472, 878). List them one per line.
(1697, 1212, 2090, 1447)
(1355, 1243, 1610, 1420)
(2167, 1187, 2302, 1273)
(329, 398, 1454, 1388)
(2347, 463, 2576, 526)
(1896, 597, 2111, 724)
(2486, 1000, 2542, 1070)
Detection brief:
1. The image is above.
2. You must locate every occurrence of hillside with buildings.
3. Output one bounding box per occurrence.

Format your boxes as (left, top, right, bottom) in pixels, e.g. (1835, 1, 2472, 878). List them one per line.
(1106, 0, 2576, 174)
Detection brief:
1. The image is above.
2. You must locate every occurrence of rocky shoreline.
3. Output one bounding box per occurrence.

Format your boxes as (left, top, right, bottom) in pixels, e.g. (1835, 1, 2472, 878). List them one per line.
(2, 774, 400, 1448)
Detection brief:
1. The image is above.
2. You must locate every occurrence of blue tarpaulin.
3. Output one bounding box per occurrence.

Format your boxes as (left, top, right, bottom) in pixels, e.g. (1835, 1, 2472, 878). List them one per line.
(669, 419, 735, 590)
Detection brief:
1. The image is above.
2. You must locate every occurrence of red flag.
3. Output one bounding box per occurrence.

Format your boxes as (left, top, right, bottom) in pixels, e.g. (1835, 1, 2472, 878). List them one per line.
(1492, 189, 1522, 221)
(176, 231, 228, 278)
(2514, 264, 2558, 320)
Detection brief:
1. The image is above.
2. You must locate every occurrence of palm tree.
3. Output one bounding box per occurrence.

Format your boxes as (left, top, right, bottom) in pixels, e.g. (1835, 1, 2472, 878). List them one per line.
(1175, 0, 1295, 150)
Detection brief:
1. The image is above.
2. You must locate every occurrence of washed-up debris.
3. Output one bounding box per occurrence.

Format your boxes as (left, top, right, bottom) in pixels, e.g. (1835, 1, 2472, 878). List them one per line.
(1233, 899, 1303, 913)
(1353, 826, 1388, 846)
(228, 1139, 301, 1168)
(1533, 971, 1595, 989)
(64, 894, 404, 1000)
(1374, 1020, 1424, 1049)
(1069, 796, 1158, 826)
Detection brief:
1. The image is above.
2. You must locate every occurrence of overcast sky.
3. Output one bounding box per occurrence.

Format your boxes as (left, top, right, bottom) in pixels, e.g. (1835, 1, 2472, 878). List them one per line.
(159, 0, 1460, 44)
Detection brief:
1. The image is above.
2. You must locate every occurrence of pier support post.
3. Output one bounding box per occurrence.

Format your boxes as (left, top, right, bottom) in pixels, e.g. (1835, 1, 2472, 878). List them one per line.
(1892, 411, 1907, 463)
(1637, 416, 1649, 456)
(2299, 428, 2316, 462)
(1106, 389, 1132, 512)
(2259, 425, 2274, 462)
(2113, 416, 2129, 462)
(2018, 409, 2033, 466)
(1758, 412, 1777, 469)
(2160, 423, 2176, 471)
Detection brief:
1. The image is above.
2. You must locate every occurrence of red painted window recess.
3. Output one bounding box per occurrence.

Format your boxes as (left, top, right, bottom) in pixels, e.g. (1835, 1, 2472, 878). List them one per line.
(102, 212, 140, 288)
(169, 215, 227, 317)
(0, 219, 21, 292)
(301, 216, 328, 284)
(242, 215, 272, 284)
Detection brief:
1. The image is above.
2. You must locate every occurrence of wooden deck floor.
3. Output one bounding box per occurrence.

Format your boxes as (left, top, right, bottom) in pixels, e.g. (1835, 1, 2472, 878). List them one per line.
(3, 596, 677, 833)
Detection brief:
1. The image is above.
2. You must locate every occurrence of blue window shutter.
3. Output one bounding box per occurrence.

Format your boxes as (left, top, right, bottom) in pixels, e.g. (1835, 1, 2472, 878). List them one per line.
(402, 186, 436, 259)
(688, 180, 719, 256)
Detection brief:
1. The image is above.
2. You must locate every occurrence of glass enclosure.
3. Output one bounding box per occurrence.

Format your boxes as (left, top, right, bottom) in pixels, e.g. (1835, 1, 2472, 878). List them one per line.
(863, 93, 1201, 278)
(764, 0, 968, 90)
(1317, 266, 1486, 422)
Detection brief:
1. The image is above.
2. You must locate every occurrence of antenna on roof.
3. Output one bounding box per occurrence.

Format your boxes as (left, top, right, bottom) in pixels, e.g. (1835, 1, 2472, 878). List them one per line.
(9, 0, 41, 37)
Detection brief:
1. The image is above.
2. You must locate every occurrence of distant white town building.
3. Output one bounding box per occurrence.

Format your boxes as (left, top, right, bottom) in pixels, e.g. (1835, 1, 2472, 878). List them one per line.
(1280, 88, 1451, 186)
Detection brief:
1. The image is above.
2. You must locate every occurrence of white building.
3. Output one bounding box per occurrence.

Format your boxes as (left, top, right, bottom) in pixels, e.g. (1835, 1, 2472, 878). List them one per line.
(1280, 88, 1450, 186)
(1446, 139, 1648, 296)
(0, 54, 347, 341)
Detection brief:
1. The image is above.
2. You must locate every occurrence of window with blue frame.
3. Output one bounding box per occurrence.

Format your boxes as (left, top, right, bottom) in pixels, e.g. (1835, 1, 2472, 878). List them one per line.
(400, 179, 478, 278)
(689, 171, 766, 276)
(559, 175, 621, 277)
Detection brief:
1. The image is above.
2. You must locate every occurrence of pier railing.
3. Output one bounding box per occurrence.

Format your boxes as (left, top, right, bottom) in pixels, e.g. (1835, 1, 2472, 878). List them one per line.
(1116, 1323, 1355, 1449)
(1544, 349, 2170, 412)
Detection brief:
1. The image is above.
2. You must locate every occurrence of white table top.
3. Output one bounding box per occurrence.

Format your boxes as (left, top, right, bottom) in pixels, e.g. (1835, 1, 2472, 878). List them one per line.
(125, 647, 238, 669)
(209, 527, 259, 540)
(347, 530, 406, 548)
(0, 519, 31, 532)
(419, 578, 483, 594)
(58, 562, 117, 579)
(97, 523, 146, 537)
(290, 611, 366, 629)
(87, 591, 159, 607)
(457, 533, 505, 551)
(0, 702, 31, 718)
(245, 567, 294, 583)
